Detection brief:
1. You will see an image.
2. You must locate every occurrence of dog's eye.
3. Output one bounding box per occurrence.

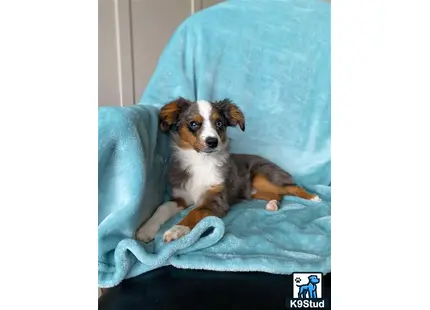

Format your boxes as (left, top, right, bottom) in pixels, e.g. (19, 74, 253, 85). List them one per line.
(189, 121, 199, 130)
(215, 120, 223, 128)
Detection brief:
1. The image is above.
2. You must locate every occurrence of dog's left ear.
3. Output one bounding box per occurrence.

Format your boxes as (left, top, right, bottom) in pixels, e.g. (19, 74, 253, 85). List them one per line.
(213, 99, 245, 131)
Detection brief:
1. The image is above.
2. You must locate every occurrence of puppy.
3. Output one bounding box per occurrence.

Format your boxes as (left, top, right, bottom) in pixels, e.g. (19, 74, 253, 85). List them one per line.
(136, 98, 320, 243)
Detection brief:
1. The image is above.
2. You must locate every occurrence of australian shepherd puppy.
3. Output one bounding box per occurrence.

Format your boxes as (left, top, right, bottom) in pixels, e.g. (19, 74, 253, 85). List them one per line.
(136, 98, 320, 243)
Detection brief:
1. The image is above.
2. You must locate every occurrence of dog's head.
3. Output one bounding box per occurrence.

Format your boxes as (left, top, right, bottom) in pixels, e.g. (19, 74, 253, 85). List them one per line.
(159, 97, 245, 153)
(308, 275, 320, 284)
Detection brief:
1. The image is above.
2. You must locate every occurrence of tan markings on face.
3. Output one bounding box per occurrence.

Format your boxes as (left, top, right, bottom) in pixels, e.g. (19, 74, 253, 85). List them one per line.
(177, 126, 196, 149)
(210, 110, 221, 121)
(210, 109, 227, 143)
(193, 113, 203, 124)
(178, 113, 205, 151)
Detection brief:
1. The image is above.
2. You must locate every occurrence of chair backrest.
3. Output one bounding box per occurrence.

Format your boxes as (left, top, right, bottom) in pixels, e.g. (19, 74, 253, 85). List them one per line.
(140, 0, 331, 186)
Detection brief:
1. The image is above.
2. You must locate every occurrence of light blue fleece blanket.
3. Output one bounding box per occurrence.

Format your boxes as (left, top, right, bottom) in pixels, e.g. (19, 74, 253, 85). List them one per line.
(98, 0, 330, 288)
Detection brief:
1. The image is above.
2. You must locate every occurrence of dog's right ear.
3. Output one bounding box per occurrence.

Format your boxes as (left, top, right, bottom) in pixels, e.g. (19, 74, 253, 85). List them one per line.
(159, 97, 191, 132)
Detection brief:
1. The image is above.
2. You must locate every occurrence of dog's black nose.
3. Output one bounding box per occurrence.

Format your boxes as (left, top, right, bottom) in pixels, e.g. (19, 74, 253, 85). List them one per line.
(205, 137, 219, 149)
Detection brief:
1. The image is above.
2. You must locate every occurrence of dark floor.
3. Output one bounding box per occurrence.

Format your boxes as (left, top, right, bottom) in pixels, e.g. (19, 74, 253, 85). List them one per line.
(99, 266, 331, 310)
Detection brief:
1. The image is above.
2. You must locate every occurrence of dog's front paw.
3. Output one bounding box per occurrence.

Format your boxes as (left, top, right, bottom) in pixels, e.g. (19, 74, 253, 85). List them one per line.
(136, 221, 160, 243)
(310, 195, 322, 202)
(163, 225, 191, 243)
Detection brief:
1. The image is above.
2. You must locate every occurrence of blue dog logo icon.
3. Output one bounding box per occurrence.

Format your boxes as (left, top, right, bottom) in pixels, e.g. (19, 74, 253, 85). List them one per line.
(295, 274, 320, 299)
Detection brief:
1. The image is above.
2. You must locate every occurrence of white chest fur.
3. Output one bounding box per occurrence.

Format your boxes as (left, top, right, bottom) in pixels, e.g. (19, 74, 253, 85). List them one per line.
(173, 148, 227, 206)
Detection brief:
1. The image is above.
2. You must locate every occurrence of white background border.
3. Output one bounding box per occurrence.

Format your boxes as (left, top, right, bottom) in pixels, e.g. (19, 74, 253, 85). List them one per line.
(0, 0, 429, 309)
(332, 0, 430, 308)
(0, 0, 97, 308)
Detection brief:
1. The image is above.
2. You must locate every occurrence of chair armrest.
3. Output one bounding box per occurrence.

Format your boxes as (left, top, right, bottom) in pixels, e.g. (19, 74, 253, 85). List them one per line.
(98, 104, 170, 262)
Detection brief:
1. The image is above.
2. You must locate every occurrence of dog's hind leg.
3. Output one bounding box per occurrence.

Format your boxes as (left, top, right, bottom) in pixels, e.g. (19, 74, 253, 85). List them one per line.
(233, 154, 320, 201)
(246, 156, 319, 201)
(252, 174, 320, 201)
(251, 191, 280, 201)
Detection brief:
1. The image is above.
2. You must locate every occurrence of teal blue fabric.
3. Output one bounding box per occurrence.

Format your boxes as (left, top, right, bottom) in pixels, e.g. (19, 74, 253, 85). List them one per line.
(98, 0, 331, 288)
